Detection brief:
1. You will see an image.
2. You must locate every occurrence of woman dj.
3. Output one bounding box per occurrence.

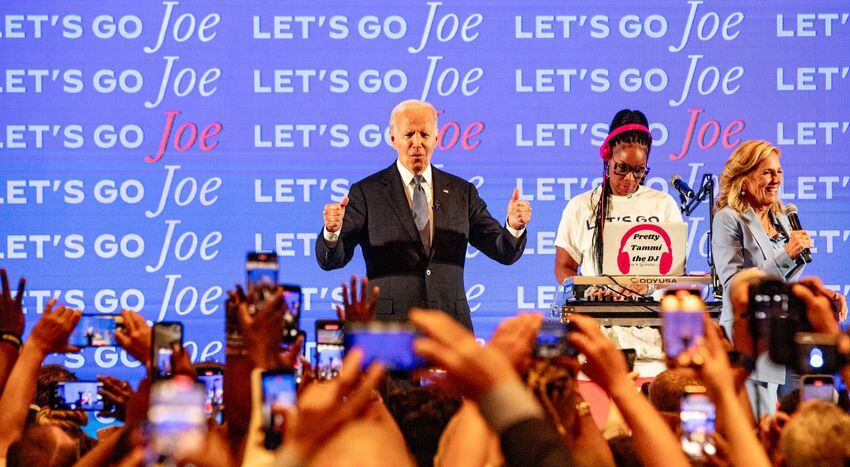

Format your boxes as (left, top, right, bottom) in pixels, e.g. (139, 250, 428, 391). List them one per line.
(554, 109, 683, 288)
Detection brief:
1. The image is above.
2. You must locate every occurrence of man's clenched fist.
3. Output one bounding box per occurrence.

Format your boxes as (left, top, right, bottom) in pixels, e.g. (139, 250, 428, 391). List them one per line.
(323, 197, 349, 233)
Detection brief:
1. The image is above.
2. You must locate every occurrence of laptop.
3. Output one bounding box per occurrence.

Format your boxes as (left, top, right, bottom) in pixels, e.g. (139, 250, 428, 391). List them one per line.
(601, 222, 687, 276)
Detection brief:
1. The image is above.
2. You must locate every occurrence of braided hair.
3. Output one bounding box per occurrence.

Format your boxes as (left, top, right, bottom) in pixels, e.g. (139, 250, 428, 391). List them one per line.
(590, 109, 652, 273)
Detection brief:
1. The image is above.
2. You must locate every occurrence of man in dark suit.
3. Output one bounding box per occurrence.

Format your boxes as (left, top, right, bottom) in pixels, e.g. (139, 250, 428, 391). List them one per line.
(316, 100, 531, 330)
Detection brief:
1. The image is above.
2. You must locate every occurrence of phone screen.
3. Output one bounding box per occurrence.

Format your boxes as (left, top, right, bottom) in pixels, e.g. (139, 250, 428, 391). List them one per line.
(52, 381, 104, 411)
(261, 370, 297, 450)
(68, 315, 122, 347)
(282, 286, 301, 320)
(680, 391, 717, 460)
(246, 252, 278, 288)
(534, 321, 577, 358)
(197, 371, 224, 417)
(316, 321, 344, 345)
(801, 376, 835, 403)
(152, 322, 183, 379)
(147, 377, 207, 463)
(344, 323, 425, 371)
(315, 344, 344, 381)
(662, 311, 704, 358)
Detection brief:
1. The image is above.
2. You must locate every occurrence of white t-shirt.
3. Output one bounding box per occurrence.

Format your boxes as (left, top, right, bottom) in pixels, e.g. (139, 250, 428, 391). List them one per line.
(554, 185, 683, 276)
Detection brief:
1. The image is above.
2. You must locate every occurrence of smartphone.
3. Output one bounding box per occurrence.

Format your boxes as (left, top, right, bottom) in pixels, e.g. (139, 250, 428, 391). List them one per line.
(344, 322, 425, 372)
(261, 369, 297, 450)
(281, 284, 302, 339)
(315, 320, 345, 381)
(197, 369, 224, 420)
(748, 279, 808, 364)
(152, 322, 183, 379)
(246, 252, 279, 288)
(316, 320, 344, 345)
(280, 330, 306, 382)
(800, 375, 835, 403)
(795, 333, 841, 374)
(662, 311, 704, 359)
(49, 381, 104, 411)
(146, 376, 207, 464)
(68, 314, 123, 347)
(680, 386, 717, 460)
(534, 320, 577, 358)
(621, 348, 637, 373)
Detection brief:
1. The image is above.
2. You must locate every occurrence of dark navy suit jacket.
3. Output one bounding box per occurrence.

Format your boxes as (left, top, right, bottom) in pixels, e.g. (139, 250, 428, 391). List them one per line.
(316, 163, 526, 329)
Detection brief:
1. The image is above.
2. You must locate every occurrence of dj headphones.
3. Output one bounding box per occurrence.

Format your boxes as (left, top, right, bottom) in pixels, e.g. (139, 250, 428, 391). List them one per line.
(616, 224, 673, 275)
(599, 123, 652, 162)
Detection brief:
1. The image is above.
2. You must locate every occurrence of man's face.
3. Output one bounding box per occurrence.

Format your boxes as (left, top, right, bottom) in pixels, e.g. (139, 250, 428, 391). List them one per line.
(391, 106, 437, 175)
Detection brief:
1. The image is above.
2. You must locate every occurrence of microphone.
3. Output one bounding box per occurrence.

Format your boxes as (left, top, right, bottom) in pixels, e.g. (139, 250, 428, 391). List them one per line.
(784, 204, 812, 263)
(433, 202, 440, 211)
(670, 176, 695, 199)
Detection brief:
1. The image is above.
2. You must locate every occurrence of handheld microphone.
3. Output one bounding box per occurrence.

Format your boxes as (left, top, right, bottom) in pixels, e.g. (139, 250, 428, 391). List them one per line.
(784, 203, 813, 264)
(670, 176, 695, 199)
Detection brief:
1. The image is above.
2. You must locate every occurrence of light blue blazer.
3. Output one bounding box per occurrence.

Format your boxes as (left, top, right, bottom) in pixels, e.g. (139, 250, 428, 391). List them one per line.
(712, 206, 806, 384)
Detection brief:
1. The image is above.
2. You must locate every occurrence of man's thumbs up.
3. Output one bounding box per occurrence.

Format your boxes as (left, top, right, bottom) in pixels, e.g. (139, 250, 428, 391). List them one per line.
(324, 197, 349, 233)
(507, 188, 531, 231)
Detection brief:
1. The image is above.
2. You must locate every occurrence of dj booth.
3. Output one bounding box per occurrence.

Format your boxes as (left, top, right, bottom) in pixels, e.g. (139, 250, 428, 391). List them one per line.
(549, 274, 721, 326)
(550, 274, 721, 426)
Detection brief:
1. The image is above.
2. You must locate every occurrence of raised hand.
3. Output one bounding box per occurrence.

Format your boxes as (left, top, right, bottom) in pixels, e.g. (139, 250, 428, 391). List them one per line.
(0, 269, 25, 338)
(797, 276, 848, 324)
(115, 309, 151, 364)
(278, 349, 384, 459)
(98, 376, 135, 421)
(567, 314, 631, 395)
(238, 286, 289, 368)
(506, 188, 532, 230)
(26, 298, 82, 356)
(336, 275, 379, 322)
(411, 308, 519, 400)
(487, 313, 542, 375)
(792, 279, 841, 335)
(323, 196, 349, 233)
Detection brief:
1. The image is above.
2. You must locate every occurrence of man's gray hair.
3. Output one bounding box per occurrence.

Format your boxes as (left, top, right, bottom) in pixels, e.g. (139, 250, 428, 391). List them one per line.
(389, 99, 438, 132)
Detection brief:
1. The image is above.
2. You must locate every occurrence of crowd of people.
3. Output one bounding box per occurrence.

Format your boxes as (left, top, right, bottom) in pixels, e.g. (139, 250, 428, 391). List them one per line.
(0, 266, 849, 467)
(1, 100, 847, 466)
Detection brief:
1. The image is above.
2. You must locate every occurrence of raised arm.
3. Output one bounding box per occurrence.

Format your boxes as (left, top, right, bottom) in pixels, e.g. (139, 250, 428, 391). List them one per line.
(568, 314, 689, 467)
(0, 299, 80, 456)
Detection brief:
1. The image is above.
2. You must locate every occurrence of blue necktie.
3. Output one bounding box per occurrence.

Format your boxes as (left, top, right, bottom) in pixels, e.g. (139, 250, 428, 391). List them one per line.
(412, 175, 430, 252)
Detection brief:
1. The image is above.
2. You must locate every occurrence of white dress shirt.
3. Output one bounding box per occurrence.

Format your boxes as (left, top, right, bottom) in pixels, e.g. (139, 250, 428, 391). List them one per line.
(323, 161, 524, 242)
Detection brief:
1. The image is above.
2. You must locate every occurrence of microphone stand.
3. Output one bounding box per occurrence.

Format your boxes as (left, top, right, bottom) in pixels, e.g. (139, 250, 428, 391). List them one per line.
(679, 174, 722, 300)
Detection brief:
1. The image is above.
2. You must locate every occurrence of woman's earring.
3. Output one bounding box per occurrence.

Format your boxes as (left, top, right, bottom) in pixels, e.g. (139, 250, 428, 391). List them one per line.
(740, 189, 746, 197)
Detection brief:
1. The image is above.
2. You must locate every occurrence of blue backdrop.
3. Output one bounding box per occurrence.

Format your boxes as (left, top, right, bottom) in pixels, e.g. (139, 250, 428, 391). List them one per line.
(2, 1, 849, 390)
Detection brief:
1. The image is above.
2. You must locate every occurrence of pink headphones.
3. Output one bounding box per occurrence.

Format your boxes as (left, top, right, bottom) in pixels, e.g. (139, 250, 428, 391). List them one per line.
(616, 224, 673, 275)
(599, 123, 652, 161)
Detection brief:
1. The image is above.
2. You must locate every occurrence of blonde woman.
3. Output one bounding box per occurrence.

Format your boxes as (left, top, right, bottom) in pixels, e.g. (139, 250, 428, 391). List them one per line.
(712, 140, 811, 414)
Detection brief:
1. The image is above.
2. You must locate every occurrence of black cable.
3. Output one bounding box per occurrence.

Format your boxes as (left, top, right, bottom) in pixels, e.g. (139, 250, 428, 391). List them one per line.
(600, 274, 647, 298)
(596, 275, 657, 314)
